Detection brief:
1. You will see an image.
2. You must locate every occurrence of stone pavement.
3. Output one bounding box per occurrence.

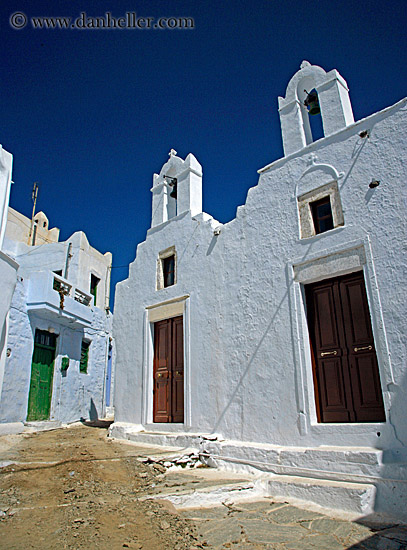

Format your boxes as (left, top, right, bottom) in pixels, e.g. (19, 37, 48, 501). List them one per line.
(179, 500, 407, 550)
(2, 425, 405, 549)
(127, 442, 407, 550)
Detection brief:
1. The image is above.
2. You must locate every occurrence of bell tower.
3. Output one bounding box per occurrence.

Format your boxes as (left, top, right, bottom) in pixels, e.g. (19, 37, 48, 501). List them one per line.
(278, 61, 354, 156)
(150, 150, 203, 228)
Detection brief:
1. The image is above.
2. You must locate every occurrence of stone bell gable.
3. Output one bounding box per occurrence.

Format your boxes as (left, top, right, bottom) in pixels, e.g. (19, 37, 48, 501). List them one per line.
(151, 150, 203, 228)
(278, 61, 354, 155)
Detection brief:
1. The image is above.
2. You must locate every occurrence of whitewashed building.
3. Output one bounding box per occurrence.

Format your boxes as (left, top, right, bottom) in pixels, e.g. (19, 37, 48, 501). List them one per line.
(0, 147, 19, 410)
(0, 202, 114, 427)
(112, 63, 407, 521)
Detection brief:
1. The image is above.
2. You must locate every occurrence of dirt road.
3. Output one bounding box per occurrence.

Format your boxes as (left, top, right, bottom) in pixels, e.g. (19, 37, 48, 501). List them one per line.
(0, 423, 202, 549)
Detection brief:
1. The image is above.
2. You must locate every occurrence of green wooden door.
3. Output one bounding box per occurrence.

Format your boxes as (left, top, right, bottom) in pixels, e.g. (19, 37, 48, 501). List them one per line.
(27, 331, 57, 421)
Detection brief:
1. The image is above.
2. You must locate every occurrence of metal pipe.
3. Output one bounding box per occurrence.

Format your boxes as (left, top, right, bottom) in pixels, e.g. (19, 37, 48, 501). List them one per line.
(64, 242, 72, 279)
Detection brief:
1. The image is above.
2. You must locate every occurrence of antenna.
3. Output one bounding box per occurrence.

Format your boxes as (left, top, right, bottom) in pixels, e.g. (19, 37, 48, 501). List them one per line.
(28, 182, 39, 245)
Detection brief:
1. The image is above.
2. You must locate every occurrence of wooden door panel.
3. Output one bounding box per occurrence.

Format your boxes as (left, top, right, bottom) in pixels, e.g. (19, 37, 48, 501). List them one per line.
(313, 286, 341, 351)
(157, 322, 169, 368)
(350, 355, 386, 421)
(27, 341, 55, 421)
(306, 272, 385, 423)
(319, 360, 343, 407)
(339, 274, 385, 422)
(340, 278, 374, 346)
(306, 282, 350, 422)
(154, 377, 170, 422)
(318, 357, 350, 422)
(153, 320, 171, 422)
(171, 317, 184, 422)
(173, 317, 184, 370)
(153, 316, 184, 423)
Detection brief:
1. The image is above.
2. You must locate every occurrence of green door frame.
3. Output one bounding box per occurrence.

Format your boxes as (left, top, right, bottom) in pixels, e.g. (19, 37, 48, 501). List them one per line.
(27, 330, 57, 421)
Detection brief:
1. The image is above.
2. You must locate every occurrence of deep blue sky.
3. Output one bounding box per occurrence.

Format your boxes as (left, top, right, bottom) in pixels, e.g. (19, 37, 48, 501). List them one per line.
(1, 0, 406, 308)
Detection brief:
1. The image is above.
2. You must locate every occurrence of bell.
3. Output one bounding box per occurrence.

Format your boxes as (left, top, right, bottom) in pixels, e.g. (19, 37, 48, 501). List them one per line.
(164, 175, 178, 199)
(304, 90, 320, 115)
(169, 181, 177, 199)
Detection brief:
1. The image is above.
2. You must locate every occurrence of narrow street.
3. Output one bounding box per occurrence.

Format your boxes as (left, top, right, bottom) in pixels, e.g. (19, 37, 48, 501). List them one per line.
(0, 424, 406, 549)
(0, 423, 200, 549)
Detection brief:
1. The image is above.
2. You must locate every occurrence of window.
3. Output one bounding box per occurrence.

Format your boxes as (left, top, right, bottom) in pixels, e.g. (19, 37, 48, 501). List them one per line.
(90, 274, 100, 306)
(163, 255, 175, 287)
(157, 246, 177, 290)
(311, 197, 334, 234)
(80, 341, 90, 373)
(297, 181, 344, 239)
(34, 329, 57, 349)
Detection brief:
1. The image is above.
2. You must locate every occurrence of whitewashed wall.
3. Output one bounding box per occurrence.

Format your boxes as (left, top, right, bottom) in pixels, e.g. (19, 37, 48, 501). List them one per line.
(114, 98, 407, 451)
(0, 204, 113, 425)
(4, 230, 112, 310)
(113, 64, 407, 519)
(0, 147, 18, 416)
(0, 253, 18, 400)
(6, 207, 60, 245)
(0, 275, 112, 423)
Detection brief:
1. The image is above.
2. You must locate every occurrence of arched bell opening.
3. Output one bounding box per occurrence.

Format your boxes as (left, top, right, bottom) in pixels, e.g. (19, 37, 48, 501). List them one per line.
(163, 175, 177, 220)
(305, 89, 324, 143)
(297, 79, 324, 145)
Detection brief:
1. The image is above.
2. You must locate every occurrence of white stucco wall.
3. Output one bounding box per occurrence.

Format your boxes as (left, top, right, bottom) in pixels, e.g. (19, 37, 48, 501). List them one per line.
(0, 274, 113, 423)
(0, 206, 113, 425)
(3, 229, 112, 310)
(0, 147, 13, 249)
(6, 207, 60, 245)
(0, 252, 18, 400)
(67, 232, 112, 310)
(0, 146, 18, 419)
(113, 63, 407, 519)
(114, 98, 407, 451)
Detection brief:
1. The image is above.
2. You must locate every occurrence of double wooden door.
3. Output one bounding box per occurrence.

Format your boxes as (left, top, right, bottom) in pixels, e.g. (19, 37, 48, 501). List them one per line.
(306, 272, 385, 423)
(153, 316, 184, 423)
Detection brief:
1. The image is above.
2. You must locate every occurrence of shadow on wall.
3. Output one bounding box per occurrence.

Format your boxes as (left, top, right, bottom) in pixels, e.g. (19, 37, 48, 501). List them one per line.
(79, 397, 99, 423)
(212, 285, 290, 434)
(373, 368, 407, 522)
(89, 397, 98, 421)
(0, 319, 7, 365)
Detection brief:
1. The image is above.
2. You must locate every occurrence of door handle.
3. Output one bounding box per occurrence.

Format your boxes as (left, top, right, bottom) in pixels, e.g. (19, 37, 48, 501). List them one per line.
(354, 345, 372, 352)
(176, 371, 182, 376)
(320, 350, 337, 357)
(157, 373, 162, 378)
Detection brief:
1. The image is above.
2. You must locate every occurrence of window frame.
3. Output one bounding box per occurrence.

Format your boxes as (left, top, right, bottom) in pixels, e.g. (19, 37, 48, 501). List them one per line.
(297, 180, 344, 239)
(80, 340, 90, 374)
(90, 274, 100, 306)
(156, 246, 177, 290)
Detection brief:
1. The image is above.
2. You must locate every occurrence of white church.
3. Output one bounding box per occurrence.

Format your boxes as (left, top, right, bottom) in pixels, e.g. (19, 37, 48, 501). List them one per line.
(111, 62, 407, 521)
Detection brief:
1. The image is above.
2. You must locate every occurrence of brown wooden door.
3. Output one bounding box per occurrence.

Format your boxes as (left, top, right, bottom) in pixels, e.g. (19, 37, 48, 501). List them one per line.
(153, 316, 184, 423)
(306, 272, 385, 423)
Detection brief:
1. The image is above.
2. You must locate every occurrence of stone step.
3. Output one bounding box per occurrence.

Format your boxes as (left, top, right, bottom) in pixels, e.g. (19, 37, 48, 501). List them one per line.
(23, 421, 63, 432)
(141, 468, 264, 509)
(110, 423, 205, 450)
(265, 474, 376, 516)
(200, 439, 387, 481)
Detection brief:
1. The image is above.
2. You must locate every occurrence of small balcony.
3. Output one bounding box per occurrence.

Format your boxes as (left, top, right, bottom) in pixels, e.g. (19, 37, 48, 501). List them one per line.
(27, 271, 93, 327)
